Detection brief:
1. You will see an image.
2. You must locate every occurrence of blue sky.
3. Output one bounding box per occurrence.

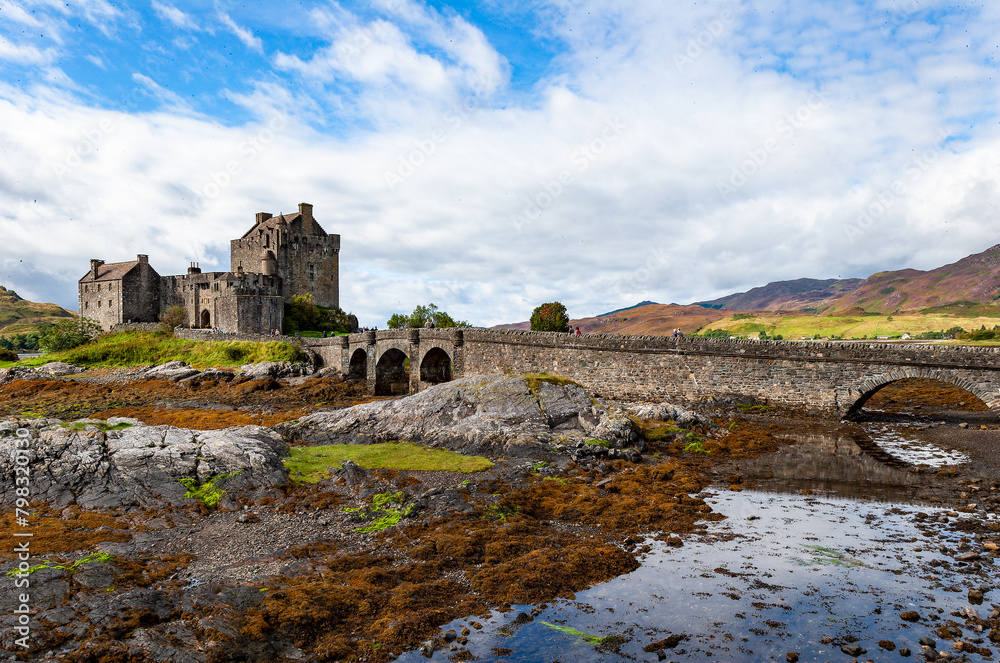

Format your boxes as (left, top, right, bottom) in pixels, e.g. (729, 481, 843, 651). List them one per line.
(1, 0, 999, 327)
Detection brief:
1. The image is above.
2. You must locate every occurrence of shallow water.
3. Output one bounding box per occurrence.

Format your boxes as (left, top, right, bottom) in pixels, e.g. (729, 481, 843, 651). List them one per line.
(395, 416, 998, 662)
(402, 490, 994, 662)
(859, 416, 970, 468)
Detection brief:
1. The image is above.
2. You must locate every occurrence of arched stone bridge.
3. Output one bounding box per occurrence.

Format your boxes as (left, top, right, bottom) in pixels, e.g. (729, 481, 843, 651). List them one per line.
(299, 329, 1000, 416)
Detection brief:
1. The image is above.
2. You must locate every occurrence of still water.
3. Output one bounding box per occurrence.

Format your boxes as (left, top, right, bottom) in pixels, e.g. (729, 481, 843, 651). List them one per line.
(398, 427, 997, 662)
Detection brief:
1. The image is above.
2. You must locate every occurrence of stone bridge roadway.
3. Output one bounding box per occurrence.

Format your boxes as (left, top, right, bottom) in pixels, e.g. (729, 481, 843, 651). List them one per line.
(299, 329, 1000, 417)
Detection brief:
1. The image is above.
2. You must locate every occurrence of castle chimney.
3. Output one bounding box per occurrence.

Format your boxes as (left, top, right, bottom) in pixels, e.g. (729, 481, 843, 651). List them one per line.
(298, 202, 313, 221)
(187, 261, 201, 275)
(137, 254, 148, 265)
(256, 212, 272, 224)
(90, 259, 104, 280)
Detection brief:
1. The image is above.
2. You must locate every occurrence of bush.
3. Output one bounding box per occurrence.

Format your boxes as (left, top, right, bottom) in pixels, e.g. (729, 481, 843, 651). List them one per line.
(0, 347, 18, 362)
(284, 294, 357, 334)
(385, 303, 470, 329)
(530, 302, 570, 332)
(159, 306, 186, 334)
(38, 317, 101, 353)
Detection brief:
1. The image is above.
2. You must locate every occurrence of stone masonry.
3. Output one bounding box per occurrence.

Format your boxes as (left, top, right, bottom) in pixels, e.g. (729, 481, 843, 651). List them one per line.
(328, 329, 1000, 416)
(78, 203, 339, 333)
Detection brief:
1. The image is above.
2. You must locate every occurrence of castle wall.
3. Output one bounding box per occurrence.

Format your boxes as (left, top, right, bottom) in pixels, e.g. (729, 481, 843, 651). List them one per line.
(79, 278, 122, 330)
(122, 262, 160, 323)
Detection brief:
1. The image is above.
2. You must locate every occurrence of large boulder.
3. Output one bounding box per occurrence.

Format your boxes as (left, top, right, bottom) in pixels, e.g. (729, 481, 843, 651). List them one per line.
(285, 375, 642, 458)
(143, 361, 201, 382)
(35, 361, 87, 377)
(240, 361, 314, 379)
(0, 420, 288, 509)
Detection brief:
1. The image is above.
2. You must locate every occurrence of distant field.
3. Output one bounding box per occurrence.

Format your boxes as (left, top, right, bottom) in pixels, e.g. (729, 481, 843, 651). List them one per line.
(698, 312, 1000, 340)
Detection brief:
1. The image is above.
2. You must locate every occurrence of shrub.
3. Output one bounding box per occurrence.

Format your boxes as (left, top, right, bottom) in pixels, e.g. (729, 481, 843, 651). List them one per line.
(38, 317, 101, 353)
(0, 347, 17, 362)
(386, 303, 470, 329)
(530, 302, 570, 332)
(158, 306, 186, 334)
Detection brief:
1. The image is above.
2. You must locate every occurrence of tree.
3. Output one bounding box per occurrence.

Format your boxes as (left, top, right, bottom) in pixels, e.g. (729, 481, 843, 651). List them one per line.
(530, 302, 570, 332)
(386, 303, 471, 329)
(159, 306, 186, 335)
(38, 317, 101, 353)
(284, 293, 357, 334)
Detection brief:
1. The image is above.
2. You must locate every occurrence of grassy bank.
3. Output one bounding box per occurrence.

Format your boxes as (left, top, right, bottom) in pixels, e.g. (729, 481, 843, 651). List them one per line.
(285, 443, 494, 483)
(698, 312, 1000, 341)
(6, 331, 306, 369)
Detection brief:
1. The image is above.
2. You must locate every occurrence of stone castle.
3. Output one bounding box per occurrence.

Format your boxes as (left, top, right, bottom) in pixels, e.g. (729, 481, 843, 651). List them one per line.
(78, 203, 339, 333)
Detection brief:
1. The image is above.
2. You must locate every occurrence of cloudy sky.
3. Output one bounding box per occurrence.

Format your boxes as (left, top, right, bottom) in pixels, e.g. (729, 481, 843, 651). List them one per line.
(1, 0, 998, 327)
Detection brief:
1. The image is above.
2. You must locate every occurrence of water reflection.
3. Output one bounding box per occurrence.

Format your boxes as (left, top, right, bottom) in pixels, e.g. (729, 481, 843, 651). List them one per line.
(402, 491, 987, 662)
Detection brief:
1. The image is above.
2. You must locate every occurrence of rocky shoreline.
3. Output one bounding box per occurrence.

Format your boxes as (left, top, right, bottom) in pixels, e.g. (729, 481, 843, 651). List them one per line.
(0, 368, 997, 661)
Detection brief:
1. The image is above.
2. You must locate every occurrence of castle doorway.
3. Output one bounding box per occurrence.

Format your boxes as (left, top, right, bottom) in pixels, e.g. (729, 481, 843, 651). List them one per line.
(375, 349, 410, 396)
(201, 310, 211, 328)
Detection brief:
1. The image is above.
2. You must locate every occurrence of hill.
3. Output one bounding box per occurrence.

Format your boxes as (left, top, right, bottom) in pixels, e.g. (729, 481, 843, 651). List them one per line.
(493, 304, 732, 335)
(824, 244, 1000, 314)
(694, 278, 864, 312)
(0, 285, 76, 335)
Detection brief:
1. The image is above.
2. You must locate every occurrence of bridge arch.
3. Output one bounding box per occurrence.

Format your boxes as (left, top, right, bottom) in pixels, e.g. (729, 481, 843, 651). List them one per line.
(348, 348, 368, 380)
(418, 346, 452, 385)
(845, 369, 995, 418)
(375, 348, 410, 396)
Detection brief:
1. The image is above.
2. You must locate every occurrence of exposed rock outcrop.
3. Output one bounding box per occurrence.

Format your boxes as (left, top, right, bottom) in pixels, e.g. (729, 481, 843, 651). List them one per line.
(0, 419, 288, 509)
(240, 360, 315, 379)
(284, 375, 645, 458)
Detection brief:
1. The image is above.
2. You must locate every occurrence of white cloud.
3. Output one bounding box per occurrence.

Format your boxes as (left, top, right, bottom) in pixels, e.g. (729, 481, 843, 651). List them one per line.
(152, 1, 201, 31)
(0, 36, 55, 64)
(2, 0, 1000, 328)
(217, 9, 263, 53)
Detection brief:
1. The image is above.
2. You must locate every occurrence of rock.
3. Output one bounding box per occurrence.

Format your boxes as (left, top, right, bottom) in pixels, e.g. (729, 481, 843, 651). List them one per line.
(922, 646, 939, 660)
(786, 653, 799, 662)
(240, 361, 314, 379)
(956, 552, 980, 562)
(841, 643, 866, 656)
(918, 637, 936, 648)
(35, 361, 86, 376)
(0, 420, 288, 509)
(969, 589, 984, 604)
(287, 375, 645, 458)
(144, 361, 201, 382)
(443, 629, 457, 642)
(332, 460, 366, 486)
(419, 640, 435, 658)
(656, 650, 667, 661)
(624, 402, 708, 427)
(959, 422, 969, 429)
(960, 605, 981, 620)
(900, 646, 911, 656)
(901, 611, 921, 622)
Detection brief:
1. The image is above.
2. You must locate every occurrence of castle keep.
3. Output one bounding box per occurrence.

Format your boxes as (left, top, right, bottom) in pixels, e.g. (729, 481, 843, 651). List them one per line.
(78, 203, 339, 333)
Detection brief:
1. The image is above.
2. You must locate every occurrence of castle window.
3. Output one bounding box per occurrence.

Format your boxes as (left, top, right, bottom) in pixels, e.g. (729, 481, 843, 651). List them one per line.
(309, 264, 315, 281)
(97, 284, 101, 292)
(84, 301, 88, 309)
(265, 233, 270, 248)
(109, 300, 112, 308)
(97, 300, 101, 308)
(84, 285, 88, 293)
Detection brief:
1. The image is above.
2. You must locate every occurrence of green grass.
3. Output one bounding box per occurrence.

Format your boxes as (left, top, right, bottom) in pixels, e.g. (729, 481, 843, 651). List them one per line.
(539, 621, 622, 645)
(178, 470, 243, 507)
(5, 552, 114, 577)
(345, 491, 410, 533)
(58, 421, 134, 433)
(284, 443, 494, 483)
(15, 331, 306, 369)
(524, 372, 580, 395)
(698, 312, 1000, 341)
